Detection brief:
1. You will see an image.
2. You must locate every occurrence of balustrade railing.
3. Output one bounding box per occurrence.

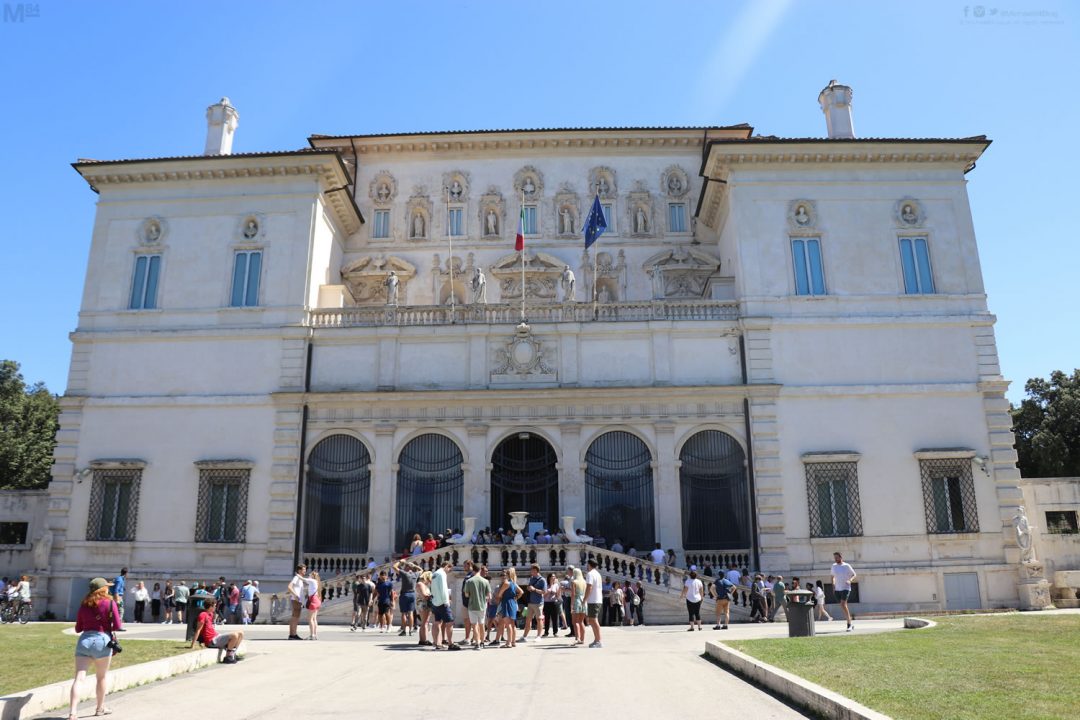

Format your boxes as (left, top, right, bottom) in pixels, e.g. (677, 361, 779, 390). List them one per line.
(683, 550, 752, 572)
(307, 299, 738, 329)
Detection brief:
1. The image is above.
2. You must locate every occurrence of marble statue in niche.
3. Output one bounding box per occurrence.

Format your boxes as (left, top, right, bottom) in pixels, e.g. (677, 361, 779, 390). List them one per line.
(561, 266, 576, 302)
(471, 267, 488, 304)
(384, 271, 400, 305)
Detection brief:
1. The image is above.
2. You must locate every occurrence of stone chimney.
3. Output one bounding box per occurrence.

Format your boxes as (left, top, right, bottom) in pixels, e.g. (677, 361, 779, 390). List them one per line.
(204, 97, 240, 155)
(817, 80, 854, 139)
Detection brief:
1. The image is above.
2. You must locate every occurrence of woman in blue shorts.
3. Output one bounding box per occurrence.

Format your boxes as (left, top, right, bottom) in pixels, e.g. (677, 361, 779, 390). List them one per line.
(495, 567, 523, 648)
(68, 577, 122, 720)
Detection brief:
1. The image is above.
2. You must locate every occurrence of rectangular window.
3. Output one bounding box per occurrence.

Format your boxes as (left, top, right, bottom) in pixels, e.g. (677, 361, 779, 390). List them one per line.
(448, 207, 464, 237)
(0, 522, 29, 545)
(668, 203, 687, 233)
(899, 237, 935, 294)
(523, 205, 538, 235)
(230, 250, 262, 307)
(372, 210, 390, 239)
(129, 254, 161, 309)
(195, 467, 250, 543)
(792, 238, 826, 296)
(805, 461, 863, 537)
(86, 468, 142, 541)
(1046, 510, 1079, 534)
(602, 203, 615, 233)
(919, 458, 978, 534)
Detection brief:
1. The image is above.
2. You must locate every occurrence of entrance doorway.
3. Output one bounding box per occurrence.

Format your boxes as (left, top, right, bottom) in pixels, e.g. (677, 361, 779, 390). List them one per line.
(490, 433, 559, 534)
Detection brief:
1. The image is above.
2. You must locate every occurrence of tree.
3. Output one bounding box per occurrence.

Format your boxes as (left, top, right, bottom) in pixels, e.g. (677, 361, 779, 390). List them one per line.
(1011, 369, 1080, 478)
(0, 360, 60, 490)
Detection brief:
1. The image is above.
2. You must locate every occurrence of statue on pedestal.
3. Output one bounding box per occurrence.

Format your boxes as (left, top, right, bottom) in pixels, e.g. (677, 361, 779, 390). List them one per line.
(384, 271, 400, 306)
(560, 265, 576, 302)
(471, 267, 487, 304)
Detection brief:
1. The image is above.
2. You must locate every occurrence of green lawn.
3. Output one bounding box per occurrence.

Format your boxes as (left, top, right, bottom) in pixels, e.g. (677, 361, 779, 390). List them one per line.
(723, 614, 1080, 720)
(0, 623, 198, 695)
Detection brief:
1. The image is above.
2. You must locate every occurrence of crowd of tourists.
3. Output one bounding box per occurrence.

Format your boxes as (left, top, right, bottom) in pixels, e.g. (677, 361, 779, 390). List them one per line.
(99, 567, 262, 627)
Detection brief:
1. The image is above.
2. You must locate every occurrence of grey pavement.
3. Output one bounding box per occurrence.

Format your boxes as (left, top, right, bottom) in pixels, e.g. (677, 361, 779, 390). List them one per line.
(47, 618, 908, 720)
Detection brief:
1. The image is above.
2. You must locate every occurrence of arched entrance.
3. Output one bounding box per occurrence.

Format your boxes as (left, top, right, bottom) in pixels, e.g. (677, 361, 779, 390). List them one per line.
(679, 430, 749, 550)
(584, 431, 655, 548)
(490, 433, 559, 533)
(395, 433, 464, 552)
(303, 434, 371, 554)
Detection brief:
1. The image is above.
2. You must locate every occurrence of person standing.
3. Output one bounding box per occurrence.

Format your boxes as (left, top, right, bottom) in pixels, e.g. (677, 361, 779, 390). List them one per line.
(240, 580, 255, 624)
(110, 567, 127, 627)
(351, 573, 374, 631)
(494, 568, 522, 648)
(831, 552, 857, 631)
(67, 577, 121, 720)
(392, 558, 421, 636)
(462, 564, 491, 650)
(162, 581, 175, 624)
(174, 579, 189, 624)
(632, 580, 646, 626)
(460, 560, 475, 641)
(305, 572, 322, 640)
(560, 569, 574, 636)
(769, 575, 786, 622)
(374, 570, 395, 632)
(710, 573, 734, 630)
(430, 560, 460, 650)
(520, 564, 547, 642)
(286, 564, 307, 640)
(150, 582, 162, 623)
(570, 567, 587, 646)
(541, 573, 560, 637)
(132, 581, 149, 623)
(610, 579, 625, 626)
(584, 559, 603, 648)
(680, 570, 705, 631)
(250, 581, 261, 624)
(814, 580, 833, 621)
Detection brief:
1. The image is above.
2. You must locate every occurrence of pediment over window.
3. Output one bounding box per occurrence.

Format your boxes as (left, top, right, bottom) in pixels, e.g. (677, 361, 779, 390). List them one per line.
(341, 255, 417, 305)
(643, 247, 720, 299)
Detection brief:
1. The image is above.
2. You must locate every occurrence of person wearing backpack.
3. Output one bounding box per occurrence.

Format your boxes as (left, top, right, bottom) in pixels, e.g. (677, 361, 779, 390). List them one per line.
(710, 575, 734, 629)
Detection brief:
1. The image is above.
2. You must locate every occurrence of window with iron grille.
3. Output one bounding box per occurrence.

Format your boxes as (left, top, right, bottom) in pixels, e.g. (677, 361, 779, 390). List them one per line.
(0, 522, 29, 545)
(86, 468, 141, 541)
(195, 467, 250, 543)
(805, 461, 863, 537)
(1046, 510, 1079, 534)
(919, 458, 978, 534)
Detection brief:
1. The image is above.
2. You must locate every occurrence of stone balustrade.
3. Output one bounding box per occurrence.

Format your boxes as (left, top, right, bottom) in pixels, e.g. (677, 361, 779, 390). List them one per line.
(307, 299, 738, 328)
(684, 550, 752, 571)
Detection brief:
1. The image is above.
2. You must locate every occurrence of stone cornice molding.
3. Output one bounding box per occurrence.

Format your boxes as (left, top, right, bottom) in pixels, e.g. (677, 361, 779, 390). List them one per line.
(194, 459, 255, 469)
(801, 451, 861, 463)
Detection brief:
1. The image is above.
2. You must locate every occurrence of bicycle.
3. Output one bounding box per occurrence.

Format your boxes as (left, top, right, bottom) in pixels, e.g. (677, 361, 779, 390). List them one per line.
(0, 598, 32, 624)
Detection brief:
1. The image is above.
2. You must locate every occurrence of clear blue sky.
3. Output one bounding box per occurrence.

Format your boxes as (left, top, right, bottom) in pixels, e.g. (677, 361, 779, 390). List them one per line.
(0, 0, 1075, 403)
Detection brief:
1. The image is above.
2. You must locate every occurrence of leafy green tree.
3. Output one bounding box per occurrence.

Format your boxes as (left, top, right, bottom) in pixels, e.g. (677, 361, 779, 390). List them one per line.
(1011, 369, 1080, 478)
(0, 360, 60, 489)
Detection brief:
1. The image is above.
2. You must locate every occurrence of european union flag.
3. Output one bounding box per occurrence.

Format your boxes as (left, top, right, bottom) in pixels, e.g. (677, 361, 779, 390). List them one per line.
(583, 194, 608, 249)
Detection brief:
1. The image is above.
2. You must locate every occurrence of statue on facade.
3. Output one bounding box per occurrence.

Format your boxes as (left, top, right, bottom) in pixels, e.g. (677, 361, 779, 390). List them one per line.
(795, 205, 811, 226)
(243, 218, 259, 239)
(902, 204, 918, 224)
(1014, 506, 1035, 562)
(597, 285, 611, 303)
(561, 265, 576, 302)
(668, 174, 683, 195)
(522, 176, 536, 196)
(384, 271, 400, 305)
(377, 183, 390, 202)
(560, 207, 573, 234)
(486, 209, 498, 236)
(597, 177, 610, 196)
(450, 180, 463, 201)
(32, 530, 52, 571)
(145, 220, 161, 242)
(471, 267, 487, 304)
(412, 212, 425, 238)
(635, 206, 648, 234)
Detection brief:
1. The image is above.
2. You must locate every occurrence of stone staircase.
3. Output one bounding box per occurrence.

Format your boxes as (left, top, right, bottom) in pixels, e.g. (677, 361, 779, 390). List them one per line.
(299, 543, 753, 627)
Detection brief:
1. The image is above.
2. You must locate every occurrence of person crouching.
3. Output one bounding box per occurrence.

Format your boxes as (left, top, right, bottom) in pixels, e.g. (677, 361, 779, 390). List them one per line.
(190, 597, 243, 663)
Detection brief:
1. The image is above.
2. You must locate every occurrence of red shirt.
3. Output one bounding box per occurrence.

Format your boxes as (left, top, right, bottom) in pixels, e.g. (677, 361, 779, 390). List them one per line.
(422, 539, 437, 553)
(75, 598, 122, 633)
(197, 610, 218, 645)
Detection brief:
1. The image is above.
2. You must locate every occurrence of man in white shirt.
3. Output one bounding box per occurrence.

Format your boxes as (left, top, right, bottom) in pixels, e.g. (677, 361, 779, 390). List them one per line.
(584, 559, 604, 648)
(830, 552, 857, 632)
(286, 563, 307, 640)
(430, 560, 461, 650)
(649, 543, 665, 565)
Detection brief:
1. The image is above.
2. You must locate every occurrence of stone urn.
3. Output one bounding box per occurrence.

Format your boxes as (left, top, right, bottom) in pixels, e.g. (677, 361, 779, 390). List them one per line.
(509, 511, 529, 545)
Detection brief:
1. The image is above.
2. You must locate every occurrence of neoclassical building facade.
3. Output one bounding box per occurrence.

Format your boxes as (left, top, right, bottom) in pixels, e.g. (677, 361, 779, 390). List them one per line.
(43, 88, 1036, 616)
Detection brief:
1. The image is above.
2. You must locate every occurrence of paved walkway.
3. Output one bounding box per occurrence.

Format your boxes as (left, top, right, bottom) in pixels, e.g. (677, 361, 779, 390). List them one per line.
(47, 618, 907, 720)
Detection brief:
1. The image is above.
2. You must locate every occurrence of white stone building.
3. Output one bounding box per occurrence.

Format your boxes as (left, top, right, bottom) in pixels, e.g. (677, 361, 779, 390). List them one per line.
(43, 87, 1037, 617)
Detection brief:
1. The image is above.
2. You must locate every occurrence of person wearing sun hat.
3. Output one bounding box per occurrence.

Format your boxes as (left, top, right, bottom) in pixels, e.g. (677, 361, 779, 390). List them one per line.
(68, 577, 122, 719)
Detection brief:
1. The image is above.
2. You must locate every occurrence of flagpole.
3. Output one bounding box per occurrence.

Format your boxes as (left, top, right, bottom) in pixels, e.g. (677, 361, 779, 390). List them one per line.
(520, 190, 526, 323)
(447, 186, 456, 322)
(592, 186, 599, 320)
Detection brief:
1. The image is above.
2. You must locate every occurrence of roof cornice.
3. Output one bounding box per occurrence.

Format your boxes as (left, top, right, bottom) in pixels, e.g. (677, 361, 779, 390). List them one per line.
(73, 151, 363, 234)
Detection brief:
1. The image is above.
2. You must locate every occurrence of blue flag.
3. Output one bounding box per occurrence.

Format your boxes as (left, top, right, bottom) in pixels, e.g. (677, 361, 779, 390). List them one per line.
(583, 194, 608, 249)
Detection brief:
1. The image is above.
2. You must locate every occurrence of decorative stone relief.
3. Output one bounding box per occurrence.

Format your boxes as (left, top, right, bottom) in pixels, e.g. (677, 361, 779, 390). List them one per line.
(369, 172, 398, 205)
(406, 188, 432, 240)
(341, 255, 417, 305)
(239, 214, 263, 240)
(627, 181, 653, 237)
(140, 216, 166, 245)
(644, 246, 721, 299)
(514, 166, 544, 200)
(581, 248, 627, 302)
(490, 250, 564, 302)
(431, 253, 473, 305)
(443, 171, 470, 203)
(662, 165, 690, 198)
(588, 166, 617, 199)
(479, 186, 505, 239)
(896, 197, 924, 227)
(554, 185, 580, 237)
(491, 322, 557, 384)
(789, 200, 817, 230)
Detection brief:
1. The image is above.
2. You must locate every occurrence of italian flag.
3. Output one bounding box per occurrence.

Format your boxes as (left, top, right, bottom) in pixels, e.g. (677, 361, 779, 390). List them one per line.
(515, 205, 525, 251)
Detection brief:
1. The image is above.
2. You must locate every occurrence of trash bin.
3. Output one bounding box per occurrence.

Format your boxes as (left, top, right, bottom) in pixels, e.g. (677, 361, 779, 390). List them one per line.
(785, 589, 815, 637)
(186, 590, 214, 643)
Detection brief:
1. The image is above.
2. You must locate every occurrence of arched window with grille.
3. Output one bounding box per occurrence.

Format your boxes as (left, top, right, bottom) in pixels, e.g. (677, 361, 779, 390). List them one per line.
(303, 434, 371, 554)
(584, 431, 655, 548)
(679, 430, 749, 550)
(396, 433, 464, 551)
